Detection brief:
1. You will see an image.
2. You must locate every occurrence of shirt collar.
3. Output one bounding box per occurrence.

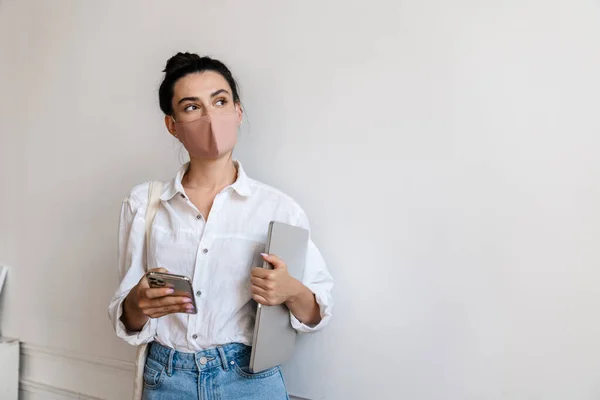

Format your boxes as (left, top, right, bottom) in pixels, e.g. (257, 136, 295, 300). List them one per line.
(160, 160, 252, 201)
(230, 161, 253, 197)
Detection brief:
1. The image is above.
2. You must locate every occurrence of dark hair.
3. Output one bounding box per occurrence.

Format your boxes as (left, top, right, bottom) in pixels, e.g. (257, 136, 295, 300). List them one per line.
(158, 52, 241, 116)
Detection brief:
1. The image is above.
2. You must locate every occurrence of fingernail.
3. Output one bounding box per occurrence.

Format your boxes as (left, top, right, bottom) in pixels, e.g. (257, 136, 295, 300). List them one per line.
(261, 253, 269, 257)
(166, 289, 175, 294)
(183, 298, 192, 303)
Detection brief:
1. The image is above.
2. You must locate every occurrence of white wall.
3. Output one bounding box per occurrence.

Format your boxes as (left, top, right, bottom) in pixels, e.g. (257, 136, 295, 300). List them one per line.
(2, 0, 600, 399)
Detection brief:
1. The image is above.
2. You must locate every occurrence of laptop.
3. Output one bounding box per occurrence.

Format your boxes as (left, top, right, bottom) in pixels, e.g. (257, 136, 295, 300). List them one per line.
(249, 221, 309, 373)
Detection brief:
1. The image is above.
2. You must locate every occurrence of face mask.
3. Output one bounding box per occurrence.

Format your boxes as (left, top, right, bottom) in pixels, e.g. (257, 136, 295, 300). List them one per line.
(172, 112, 239, 159)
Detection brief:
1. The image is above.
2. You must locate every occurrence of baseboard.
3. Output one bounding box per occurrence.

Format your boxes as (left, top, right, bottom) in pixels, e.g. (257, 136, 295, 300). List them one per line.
(21, 342, 134, 373)
(20, 379, 104, 400)
(20, 342, 137, 399)
(20, 342, 308, 399)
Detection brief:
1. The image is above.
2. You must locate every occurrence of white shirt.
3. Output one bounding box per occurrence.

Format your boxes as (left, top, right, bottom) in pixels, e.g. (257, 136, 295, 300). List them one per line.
(108, 161, 334, 352)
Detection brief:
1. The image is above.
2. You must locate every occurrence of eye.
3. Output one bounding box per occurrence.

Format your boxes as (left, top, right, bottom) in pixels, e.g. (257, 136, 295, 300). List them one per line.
(184, 104, 200, 112)
(214, 98, 228, 107)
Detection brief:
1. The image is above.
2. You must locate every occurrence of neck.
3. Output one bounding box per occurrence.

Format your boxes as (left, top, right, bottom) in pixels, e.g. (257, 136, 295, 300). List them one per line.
(183, 154, 237, 192)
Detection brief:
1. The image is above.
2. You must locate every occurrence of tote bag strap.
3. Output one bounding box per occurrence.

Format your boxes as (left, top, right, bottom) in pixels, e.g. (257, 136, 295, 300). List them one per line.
(133, 180, 164, 400)
(145, 181, 164, 252)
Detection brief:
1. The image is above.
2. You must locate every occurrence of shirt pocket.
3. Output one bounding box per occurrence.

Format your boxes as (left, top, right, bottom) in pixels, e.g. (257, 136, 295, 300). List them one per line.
(148, 225, 199, 279)
(207, 235, 266, 298)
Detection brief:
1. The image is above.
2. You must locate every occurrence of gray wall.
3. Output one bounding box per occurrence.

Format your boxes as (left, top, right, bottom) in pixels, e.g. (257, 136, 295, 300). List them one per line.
(1, 0, 600, 399)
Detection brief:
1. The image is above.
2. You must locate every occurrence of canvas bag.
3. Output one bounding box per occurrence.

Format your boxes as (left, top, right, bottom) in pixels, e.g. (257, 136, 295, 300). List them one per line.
(132, 181, 163, 400)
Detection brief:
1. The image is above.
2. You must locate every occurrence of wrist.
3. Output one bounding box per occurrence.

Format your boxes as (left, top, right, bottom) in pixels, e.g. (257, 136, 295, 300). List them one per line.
(285, 278, 305, 304)
(122, 288, 146, 331)
(124, 288, 139, 314)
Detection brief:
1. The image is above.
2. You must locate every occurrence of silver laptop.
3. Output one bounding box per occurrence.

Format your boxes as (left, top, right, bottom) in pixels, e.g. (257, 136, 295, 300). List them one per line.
(249, 221, 309, 373)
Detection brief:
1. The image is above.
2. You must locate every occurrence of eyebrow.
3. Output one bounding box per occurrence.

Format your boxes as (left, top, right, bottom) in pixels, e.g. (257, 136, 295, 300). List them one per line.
(177, 96, 200, 105)
(210, 89, 230, 98)
(177, 90, 231, 105)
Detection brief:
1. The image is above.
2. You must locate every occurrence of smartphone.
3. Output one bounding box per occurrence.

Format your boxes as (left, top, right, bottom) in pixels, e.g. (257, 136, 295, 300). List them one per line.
(146, 271, 197, 314)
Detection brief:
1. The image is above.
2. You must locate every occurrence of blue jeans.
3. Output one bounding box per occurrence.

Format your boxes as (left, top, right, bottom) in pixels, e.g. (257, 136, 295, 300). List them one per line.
(142, 341, 289, 400)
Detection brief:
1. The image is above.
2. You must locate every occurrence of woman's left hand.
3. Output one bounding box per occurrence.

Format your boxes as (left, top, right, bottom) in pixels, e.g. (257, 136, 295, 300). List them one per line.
(250, 253, 302, 306)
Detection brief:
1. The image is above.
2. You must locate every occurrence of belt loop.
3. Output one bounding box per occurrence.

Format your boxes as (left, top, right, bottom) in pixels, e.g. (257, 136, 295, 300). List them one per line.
(167, 348, 175, 376)
(217, 346, 229, 371)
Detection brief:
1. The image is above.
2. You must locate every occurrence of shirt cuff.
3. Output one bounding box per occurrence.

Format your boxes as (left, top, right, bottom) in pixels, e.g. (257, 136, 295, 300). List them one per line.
(290, 290, 332, 333)
(110, 293, 156, 346)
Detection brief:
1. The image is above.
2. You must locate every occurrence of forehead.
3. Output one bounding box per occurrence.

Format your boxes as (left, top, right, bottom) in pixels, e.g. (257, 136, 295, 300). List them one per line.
(172, 71, 232, 100)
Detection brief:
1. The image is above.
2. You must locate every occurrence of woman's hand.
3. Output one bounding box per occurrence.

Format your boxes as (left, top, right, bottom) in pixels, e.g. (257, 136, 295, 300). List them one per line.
(250, 254, 302, 306)
(121, 268, 194, 332)
(251, 254, 322, 326)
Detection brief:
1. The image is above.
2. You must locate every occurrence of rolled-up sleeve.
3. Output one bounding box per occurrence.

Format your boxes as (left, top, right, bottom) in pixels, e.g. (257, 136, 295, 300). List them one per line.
(289, 208, 334, 333)
(290, 238, 334, 333)
(107, 195, 157, 346)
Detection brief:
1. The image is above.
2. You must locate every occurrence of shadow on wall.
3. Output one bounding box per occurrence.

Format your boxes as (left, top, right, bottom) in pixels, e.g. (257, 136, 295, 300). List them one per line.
(0, 266, 7, 336)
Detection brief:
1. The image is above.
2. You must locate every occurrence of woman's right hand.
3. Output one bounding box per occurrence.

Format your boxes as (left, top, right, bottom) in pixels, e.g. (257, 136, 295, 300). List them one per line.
(121, 268, 194, 332)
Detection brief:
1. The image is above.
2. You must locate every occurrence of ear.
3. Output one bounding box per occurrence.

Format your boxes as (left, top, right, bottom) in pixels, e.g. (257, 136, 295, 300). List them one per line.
(235, 103, 243, 125)
(164, 115, 178, 138)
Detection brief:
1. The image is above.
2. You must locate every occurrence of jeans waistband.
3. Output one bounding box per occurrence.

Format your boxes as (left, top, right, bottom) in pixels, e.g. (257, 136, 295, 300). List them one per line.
(148, 341, 251, 373)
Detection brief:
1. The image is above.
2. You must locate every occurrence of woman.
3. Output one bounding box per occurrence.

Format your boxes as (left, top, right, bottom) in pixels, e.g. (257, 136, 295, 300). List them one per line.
(108, 52, 334, 400)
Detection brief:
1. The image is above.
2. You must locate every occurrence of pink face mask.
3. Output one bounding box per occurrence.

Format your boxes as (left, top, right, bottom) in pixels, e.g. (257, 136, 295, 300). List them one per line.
(173, 113, 239, 159)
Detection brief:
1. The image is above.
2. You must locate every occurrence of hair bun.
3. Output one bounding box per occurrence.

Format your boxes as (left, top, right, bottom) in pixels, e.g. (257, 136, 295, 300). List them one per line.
(163, 52, 201, 75)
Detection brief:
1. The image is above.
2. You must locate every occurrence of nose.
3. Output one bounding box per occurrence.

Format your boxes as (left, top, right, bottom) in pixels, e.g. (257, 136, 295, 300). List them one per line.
(203, 108, 215, 118)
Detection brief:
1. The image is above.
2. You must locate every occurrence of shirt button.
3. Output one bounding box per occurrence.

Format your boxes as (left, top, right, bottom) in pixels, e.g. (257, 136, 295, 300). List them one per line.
(180, 194, 185, 199)
(192, 334, 198, 340)
(196, 291, 201, 297)
(199, 356, 208, 365)
(196, 215, 202, 220)
(202, 248, 208, 254)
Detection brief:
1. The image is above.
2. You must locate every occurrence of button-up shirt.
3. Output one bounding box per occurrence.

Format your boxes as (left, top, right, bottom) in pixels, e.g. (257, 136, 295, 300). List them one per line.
(108, 162, 334, 352)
